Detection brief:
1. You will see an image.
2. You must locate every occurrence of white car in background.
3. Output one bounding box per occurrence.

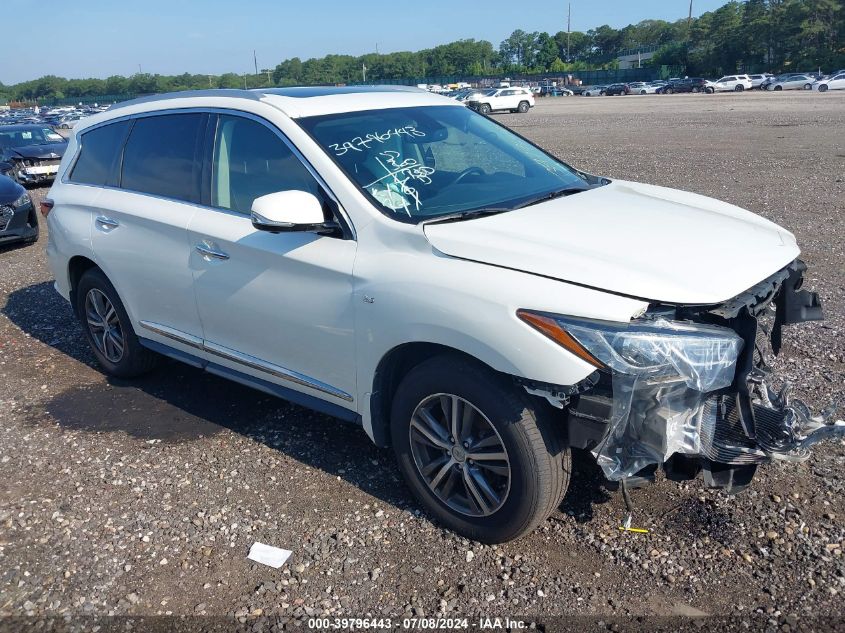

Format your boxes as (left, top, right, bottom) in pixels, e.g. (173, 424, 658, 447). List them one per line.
(766, 74, 814, 91)
(467, 87, 535, 114)
(582, 85, 606, 96)
(632, 82, 662, 95)
(42, 86, 840, 544)
(710, 75, 753, 92)
(811, 73, 845, 92)
(748, 73, 773, 89)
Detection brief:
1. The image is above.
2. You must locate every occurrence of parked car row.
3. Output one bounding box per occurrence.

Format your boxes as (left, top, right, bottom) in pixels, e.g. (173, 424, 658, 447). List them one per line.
(579, 70, 845, 97)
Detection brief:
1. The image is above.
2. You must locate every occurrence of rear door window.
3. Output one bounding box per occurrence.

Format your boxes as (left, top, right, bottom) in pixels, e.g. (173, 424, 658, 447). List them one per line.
(69, 120, 131, 187)
(121, 113, 205, 202)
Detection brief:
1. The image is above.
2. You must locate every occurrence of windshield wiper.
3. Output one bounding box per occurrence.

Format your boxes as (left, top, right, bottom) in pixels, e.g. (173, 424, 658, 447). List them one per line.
(423, 207, 512, 225)
(515, 186, 590, 209)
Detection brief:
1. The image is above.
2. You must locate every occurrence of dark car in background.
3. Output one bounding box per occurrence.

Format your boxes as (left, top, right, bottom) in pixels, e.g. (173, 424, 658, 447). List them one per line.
(604, 83, 631, 96)
(0, 173, 38, 246)
(0, 124, 68, 185)
(658, 78, 713, 94)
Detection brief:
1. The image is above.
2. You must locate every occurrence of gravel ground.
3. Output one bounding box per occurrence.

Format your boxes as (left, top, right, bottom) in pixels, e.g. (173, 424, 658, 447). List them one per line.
(1, 91, 844, 631)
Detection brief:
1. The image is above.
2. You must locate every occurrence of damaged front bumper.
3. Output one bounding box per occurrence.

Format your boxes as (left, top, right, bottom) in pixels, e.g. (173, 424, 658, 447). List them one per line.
(558, 260, 843, 493)
(6, 159, 61, 184)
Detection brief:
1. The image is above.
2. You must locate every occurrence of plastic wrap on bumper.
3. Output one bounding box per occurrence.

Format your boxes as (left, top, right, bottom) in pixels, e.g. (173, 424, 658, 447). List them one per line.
(592, 322, 844, 481)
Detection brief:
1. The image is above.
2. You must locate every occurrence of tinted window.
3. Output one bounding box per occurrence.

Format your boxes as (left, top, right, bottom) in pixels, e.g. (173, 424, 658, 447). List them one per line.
(121, 113, 204, 202)
(211, 115, 319, 214)
(69, 120, 130, 186)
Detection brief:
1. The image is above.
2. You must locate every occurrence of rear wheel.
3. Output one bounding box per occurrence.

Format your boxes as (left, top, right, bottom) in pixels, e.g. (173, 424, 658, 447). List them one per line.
(390, 355, 570, 543)
(517, 101, 530, 113)
(734, 84, 744, 92)
(75, 268, 159, 378)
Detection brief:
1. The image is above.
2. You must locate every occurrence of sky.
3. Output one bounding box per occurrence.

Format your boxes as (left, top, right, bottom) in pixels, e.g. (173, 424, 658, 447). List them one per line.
(0, 0, 729, 84)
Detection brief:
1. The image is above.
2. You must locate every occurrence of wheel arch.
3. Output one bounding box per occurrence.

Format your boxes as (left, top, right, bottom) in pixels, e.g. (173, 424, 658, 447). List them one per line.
(369, 342, 503, 448)
(67, 255, 100, 316)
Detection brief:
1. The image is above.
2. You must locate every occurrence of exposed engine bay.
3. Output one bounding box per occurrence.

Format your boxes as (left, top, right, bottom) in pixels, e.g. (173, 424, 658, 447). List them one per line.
(544, 259, 843, 493)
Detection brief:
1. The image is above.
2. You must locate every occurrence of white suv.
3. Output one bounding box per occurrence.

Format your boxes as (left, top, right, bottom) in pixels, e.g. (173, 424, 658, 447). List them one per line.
(467, 87, 535, 114)
(711, 74, 753, 92)
(44, 86, 840, 543)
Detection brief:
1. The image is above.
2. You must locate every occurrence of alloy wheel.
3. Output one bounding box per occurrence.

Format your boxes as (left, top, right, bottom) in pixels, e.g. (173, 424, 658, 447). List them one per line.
(408, 393, 510, 517)
(85, 288, 125, 363)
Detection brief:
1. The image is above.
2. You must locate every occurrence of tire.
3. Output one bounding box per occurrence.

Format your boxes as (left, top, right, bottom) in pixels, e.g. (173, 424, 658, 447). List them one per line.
(517, 101, 530, 113)
(640, 90, 647, 95)
(774, 85, 783, 91)
(22, 207, 39, 244)
(665, 87, 674, 95)
(478, 103, 491, 115)
(706, 87, 715, 94)
(734, 84, 744, 92)
(75, 268, 159, 378)
(818, 84, 828, 93)
(804, 83, 813, 90)
(390, 354, 570, 543)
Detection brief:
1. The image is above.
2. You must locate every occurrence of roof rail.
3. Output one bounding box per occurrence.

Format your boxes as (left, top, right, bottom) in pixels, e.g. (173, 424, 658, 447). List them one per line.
(107, 89, 261, 111)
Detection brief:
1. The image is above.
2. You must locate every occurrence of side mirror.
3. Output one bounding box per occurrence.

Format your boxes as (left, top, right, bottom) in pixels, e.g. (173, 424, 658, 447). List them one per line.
(250, 190, 339, 234)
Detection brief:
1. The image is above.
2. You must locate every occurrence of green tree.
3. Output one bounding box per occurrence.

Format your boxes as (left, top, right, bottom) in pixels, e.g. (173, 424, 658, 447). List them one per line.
(535, 32, 559, 70)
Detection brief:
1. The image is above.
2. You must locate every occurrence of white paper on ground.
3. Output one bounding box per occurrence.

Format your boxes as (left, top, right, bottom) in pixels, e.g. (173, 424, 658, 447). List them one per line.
(247, 542, 292, 569)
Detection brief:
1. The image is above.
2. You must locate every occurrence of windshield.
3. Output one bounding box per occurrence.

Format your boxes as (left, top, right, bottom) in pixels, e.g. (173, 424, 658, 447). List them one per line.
(0, 127, 65, 148)
(298, 105, 589, 222)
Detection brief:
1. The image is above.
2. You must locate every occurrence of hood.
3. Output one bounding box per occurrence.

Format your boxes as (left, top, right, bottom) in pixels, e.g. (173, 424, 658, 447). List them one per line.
(423, 180, 800, 305)
(0, 173, 25, 203)
(6, 142, 67, 160)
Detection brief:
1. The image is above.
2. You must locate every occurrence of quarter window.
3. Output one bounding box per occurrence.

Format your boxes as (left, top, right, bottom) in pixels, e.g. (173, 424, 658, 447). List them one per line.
(211, 115, 320, 214)
(69, 120, 130, 186)
(121, 113, 205, 202)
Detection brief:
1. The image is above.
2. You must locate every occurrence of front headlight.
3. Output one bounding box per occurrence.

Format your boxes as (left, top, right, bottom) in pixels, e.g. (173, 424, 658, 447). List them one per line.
(12, 193, 32, 209)
(517, 310, 743, 392)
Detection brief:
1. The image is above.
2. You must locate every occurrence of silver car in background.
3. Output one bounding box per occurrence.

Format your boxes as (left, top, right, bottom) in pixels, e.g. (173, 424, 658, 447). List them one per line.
(766, 74, 814, 91)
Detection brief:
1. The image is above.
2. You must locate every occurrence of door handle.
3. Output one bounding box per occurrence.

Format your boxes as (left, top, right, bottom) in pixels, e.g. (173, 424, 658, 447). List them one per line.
(95, 215, 120, 230)
(195, 242, 230, 261)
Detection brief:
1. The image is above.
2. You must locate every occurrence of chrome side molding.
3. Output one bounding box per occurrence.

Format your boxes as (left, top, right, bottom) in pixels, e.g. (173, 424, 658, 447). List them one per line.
(139, 320, 353, 402)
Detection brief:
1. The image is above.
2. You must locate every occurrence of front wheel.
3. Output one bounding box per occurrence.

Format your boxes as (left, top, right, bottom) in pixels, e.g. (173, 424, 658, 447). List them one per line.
(517, 101, 530, 113)
(390, 355, 570, 543)
(774, 85, 783, 91)
(818, 84, 828, 93)
(478, 103, 491, 115)
(804, 83, 813, 90)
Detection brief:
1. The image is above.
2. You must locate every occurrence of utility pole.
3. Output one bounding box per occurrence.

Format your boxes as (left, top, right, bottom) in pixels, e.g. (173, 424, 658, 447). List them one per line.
(687, 0, 693, 35)
(253, 50, 259, 76)
(138, 64, 142, 75)
(567, 3, 571, 62)
(362, 63, 367, 83)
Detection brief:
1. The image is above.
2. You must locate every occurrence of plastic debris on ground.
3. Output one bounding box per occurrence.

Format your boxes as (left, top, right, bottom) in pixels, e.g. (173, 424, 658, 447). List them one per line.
(247, 542, 292, 568)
